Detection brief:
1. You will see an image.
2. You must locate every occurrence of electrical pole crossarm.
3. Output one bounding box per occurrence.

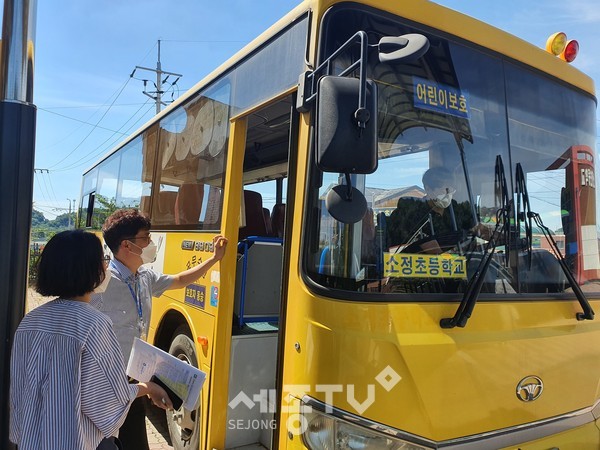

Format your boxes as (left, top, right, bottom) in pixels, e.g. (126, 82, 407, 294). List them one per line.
(135, 65, 182, 79)
(142, 90, 168, 106)
(132, 40, 183, 114)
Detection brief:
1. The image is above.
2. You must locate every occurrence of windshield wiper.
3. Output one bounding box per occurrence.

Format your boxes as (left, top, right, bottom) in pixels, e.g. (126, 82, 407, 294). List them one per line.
(515, 164, 533, 270)
(441, 155, 511, 328)
(530, 211, 594, 320)
(514, 163, 594, 321)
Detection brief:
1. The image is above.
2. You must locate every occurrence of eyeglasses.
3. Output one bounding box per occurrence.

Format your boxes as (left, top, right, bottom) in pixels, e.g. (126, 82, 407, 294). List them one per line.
(102, 255, 111, 265)
(125, 234, 151, 245)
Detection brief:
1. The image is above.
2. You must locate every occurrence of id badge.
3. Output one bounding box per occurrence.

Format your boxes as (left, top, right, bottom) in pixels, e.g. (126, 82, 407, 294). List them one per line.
(138, 318, 147, 341)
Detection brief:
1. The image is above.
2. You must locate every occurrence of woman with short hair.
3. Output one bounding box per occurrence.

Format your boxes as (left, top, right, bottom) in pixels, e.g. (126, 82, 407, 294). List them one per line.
(9, 229, 172, 450)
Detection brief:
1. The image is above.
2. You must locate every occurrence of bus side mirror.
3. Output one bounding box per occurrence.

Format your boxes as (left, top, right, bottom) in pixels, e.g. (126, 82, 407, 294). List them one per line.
(316, 76, 378, 174)
(316, 76, 377, 223)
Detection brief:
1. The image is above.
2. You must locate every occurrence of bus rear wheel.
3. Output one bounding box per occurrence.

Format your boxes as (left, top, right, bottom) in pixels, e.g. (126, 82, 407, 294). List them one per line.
(166, 327, 201, 450)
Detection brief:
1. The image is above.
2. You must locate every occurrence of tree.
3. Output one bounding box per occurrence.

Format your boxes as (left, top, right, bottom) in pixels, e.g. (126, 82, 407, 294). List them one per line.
(31, 209, 47, 227)
(51, 212, 76, 229)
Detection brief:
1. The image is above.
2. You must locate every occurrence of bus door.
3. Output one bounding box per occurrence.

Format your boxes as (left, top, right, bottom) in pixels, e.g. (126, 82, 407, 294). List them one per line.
(219, 95, 295, 450)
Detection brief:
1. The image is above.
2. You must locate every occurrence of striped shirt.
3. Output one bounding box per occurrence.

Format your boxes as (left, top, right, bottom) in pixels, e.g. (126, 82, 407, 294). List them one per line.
(91, 259, 173, 363)
(10, 299, 138, 450)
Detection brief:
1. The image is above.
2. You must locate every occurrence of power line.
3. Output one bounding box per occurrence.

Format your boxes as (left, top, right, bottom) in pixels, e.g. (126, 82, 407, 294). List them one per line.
(55, 100, 155, 172)
(160, 39, 246, 43)
(48, 77, 132, 169)
(43, 172, 60, 206)
(46, 41, 182, 172)
(34, 175, 50, 205)
(42, 103, 149, 110)
(38, 108, 134, 134)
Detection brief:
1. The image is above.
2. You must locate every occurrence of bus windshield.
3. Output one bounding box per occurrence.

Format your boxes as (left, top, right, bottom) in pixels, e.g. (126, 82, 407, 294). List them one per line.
(304, 6, 599, 297)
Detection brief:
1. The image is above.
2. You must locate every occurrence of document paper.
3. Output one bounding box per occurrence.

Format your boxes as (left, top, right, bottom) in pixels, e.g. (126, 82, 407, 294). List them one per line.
(126, 337, 207, 410)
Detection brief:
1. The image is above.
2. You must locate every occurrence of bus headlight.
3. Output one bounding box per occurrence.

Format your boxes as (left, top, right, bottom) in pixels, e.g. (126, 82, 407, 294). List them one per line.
(301, 408, 433, 450)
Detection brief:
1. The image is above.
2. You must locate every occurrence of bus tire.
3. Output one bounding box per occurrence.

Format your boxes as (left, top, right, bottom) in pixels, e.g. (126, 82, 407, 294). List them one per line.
(166, 327, 201, 450)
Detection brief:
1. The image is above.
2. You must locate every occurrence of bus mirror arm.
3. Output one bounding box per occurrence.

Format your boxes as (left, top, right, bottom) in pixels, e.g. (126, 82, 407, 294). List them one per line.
(296, 31, 371, 113)
(297, 32, 429, 112)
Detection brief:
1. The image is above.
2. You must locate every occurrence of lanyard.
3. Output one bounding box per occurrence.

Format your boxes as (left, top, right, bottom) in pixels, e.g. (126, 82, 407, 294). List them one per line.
(126, 277, 143, 322)
(110, 261, 143, 322)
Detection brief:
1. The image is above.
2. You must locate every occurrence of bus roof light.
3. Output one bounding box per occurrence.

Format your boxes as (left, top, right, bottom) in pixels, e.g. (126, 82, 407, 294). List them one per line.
(560, 39, 579, 62)
(546, 32, 567, 55)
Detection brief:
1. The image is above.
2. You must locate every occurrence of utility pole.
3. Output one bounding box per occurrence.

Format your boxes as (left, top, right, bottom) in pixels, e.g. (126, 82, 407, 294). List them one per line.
(131, 39, 182, 114)
(67, 198, 72, 228)
(0, 0, 37, 447)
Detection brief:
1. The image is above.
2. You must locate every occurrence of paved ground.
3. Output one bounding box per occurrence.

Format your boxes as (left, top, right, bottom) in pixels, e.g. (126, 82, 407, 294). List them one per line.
(146, 404, 174, 450)
(27, 288, 174, 449)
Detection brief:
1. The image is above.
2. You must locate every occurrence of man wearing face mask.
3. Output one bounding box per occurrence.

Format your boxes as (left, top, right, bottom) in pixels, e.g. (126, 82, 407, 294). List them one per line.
(387, 167, 474, 254)
(91, 208, 228, 450)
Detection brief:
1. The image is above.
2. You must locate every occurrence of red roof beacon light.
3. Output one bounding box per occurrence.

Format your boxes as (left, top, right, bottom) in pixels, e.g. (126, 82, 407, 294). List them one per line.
(560, 39, 579, 63)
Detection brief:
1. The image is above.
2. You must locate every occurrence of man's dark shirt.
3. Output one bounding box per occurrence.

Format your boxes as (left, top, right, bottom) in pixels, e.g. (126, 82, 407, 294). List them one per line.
(386, 197, 474, 250)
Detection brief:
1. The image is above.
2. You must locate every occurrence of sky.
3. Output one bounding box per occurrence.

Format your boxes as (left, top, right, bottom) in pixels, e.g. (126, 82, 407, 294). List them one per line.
(7, 0, 599, 219)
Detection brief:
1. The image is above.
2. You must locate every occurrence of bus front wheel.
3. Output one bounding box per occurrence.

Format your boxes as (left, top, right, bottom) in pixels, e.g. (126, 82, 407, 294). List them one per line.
(167, 327, 201, 450)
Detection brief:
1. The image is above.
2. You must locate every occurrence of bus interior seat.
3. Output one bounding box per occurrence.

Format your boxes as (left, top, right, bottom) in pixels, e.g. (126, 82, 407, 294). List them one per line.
(466, 253, 502, 294)
(361, 209, 376, 267)
(139, 195, 151, 215)
(154, 191, 178, 224)
(271, 203, 285, 239)
(263, 208, 273, 236)
(238, 190, 268, 240)
(175, 183, 204, 225)
(519, 249, 568, 293)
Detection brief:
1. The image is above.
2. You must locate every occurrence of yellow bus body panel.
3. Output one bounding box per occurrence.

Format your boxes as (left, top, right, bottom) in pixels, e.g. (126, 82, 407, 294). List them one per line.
(280, 285, 600, 441)
(498, 422, 600, 449)
(306, 0, 594, 95)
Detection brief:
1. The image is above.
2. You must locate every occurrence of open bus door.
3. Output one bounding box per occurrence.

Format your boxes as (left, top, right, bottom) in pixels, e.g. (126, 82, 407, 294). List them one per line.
(202, 95, 296, 449)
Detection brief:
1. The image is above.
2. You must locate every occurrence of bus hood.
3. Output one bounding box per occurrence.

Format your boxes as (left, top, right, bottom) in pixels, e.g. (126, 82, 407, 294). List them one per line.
(302, 300, 600, 443)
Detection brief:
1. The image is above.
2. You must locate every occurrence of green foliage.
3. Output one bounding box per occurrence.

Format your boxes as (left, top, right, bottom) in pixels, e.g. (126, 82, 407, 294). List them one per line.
(30, 208, 76, 284)
(88, 194, 119, 230)
(31, 209, 48, 227)
(30, 208, 76, 241)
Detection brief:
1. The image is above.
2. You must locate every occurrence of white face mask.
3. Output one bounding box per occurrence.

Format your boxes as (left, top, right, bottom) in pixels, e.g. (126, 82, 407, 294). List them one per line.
(130, 240, 157, 264)
(430, 189, 455, 210)
(94, 271, 111, 293)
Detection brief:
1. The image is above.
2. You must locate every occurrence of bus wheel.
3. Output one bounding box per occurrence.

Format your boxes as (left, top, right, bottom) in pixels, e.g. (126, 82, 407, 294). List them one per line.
(167, 327, 201, 450)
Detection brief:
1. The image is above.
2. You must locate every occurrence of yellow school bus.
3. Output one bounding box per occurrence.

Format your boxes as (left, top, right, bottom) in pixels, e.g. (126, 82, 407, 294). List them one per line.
(79, 0, 600, 448)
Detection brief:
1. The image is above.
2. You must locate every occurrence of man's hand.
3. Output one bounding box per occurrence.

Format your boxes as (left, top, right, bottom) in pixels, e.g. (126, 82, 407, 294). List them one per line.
(471, 222, 495, 241)
(213, 235, 228, 261)
(170, 234, 229, 290)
